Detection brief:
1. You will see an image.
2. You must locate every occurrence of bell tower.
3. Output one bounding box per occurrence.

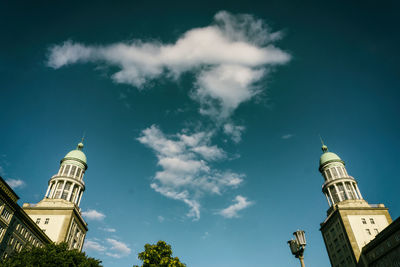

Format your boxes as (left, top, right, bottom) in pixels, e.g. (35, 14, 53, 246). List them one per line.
(318, 144, 392, 266)
(23, 141, 88, 251)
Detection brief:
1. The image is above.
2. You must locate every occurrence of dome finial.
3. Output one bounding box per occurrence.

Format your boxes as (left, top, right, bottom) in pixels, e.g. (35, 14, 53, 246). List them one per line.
(77, 132, 85, 151)
(320, 135, 328, 152)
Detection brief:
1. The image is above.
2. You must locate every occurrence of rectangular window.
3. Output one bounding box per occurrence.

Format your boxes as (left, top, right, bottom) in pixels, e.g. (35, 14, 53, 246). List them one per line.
(361, 218, 367, 224)
(337, 183, 347, 200)
(366, 229, 371, 235)
(70, 166, 76, 177)
(331, 167, 339, 178)
(76, 168, 82, 179)
(45, 218, 50, 225)
(337, 167, 344, 177)
(326, 169, 332, 180)
(370, 218, 375, 224)
(374, 229, 379, 234)
(59, 165, 65, 175)
(36, 218, 41, 224)
(64, 165, 70, 176)
(1, 209, 11, 221)
(330, 186, 340, 203)
(345, 183, 356, 199)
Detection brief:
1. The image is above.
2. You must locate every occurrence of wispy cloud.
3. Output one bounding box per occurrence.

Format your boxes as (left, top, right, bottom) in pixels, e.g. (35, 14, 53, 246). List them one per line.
(47, 11, 290, 121)
(82, 209, 106, 221)
(84, 239, 106, 252)
(281, 134, 294, 139)
(84, 238, 130, 259)
(157, 215, 165, 223)
(217, 195, 254, 218)
(99, 227, 116, 233)
(5, 178, 26, 189)
(105, 238, 131, 258)
(138, 125, 244, 220)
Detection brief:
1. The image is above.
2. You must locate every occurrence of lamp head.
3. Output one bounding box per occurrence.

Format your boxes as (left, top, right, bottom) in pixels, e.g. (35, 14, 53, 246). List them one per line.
(287, 239, 299, 255)
(293, 230, 306, 247)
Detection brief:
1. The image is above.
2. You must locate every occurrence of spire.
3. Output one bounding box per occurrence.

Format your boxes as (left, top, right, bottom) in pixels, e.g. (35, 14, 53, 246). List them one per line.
(320, 135, 328, 152)
(77, 133, 85, 151)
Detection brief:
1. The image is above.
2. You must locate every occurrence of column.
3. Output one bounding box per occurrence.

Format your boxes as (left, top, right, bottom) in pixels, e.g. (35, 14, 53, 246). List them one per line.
(327, 186, 334, 205)
(77, 191, 83, 206)
(45, 183, 52, 197)
(50, 181, 58, 198)
(354, 183, 363, 199)
(60, 180, 67, 198)
(324, 192, 331, 206)
(74, 188, 81, 204)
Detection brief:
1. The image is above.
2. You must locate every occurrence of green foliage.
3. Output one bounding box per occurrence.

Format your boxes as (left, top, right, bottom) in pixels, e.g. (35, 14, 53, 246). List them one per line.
(0, 242, 102, 267)
(133, 240, 186, 267)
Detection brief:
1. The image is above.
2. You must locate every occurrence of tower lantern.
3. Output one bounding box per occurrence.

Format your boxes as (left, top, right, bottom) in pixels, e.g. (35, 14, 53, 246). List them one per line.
(319, 144, 363, 206)
(45, 142, 87, 206)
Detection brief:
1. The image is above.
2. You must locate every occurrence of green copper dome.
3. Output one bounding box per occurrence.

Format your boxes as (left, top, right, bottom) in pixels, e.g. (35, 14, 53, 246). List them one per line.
(61, 142, 87, 168)
(319, 145, 343, 167)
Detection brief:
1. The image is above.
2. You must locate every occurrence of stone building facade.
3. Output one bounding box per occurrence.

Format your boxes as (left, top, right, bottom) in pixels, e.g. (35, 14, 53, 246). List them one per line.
(0, 176, 51, 259)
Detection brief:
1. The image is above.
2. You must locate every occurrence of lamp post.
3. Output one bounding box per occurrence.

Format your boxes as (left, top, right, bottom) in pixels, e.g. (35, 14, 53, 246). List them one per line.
(287, 230, 306, 267)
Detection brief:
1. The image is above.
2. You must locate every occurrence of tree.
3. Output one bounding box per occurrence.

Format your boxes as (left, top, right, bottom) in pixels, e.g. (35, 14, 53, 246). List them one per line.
(133, 241, 186, 267)
(0, 242, 102, 267)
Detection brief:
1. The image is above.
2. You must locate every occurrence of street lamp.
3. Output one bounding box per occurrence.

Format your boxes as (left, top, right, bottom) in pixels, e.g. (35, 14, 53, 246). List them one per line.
(287, 230, 306, 267)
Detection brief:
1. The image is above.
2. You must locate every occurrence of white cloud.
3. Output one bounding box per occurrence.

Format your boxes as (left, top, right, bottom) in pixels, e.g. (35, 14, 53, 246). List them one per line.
(47, 11, 290, 120)
(138, 125, 244, 220)
(217, 195, 253, 218)
(105, 238, 131, 258)
(281, 134, 294, 139)
(84, 239, 106, 252)
(223, 123, 245, 143)
(82, 209, 106, 221)
(99, 227, 116, 233)
(5, 178, 25, 189)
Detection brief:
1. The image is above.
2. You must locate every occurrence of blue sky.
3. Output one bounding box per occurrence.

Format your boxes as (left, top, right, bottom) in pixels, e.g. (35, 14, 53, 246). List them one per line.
(1, 1, 400, 266)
